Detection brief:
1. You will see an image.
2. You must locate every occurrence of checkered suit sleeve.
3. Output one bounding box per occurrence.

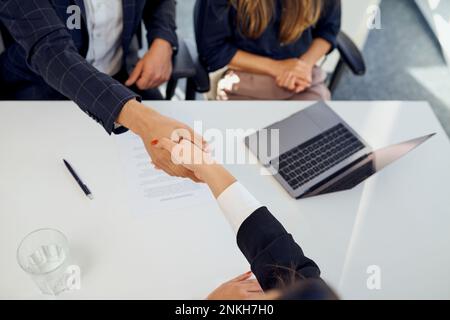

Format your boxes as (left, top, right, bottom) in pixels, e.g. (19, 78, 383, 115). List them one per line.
(0, 0, 140, 134)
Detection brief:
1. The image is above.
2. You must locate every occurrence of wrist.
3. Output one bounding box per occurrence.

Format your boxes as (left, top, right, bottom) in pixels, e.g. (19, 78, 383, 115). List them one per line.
(151, 38, 173, 54)
(197, 164, 237, 198)
(117, 99, 158, 138)
(300, 57, 316, 68)
(267, 59, 282, 78)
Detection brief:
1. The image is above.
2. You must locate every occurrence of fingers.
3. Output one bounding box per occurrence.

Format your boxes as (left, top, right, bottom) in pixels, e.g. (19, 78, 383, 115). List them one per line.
(149, 145, 201, 183)
(278, 72, 297, 92)
(294, 78, 311, 93)
(133, 65, 172, 90)
(293, 60, 313, 82)
(241, 280, 263, 292)
(287, 75, 297, 91)
(148, 67, 171, 89)
(125, 61, 143, 87)
(155, 137, 177, 153)
(277, 70, 312, 93)
(142, 71, 159, 90)
(136, 70, 152, 90)
(155, 157, 201, 183)
(174, 128, 208, 151)
(155, 138, 186, 165)
(127, 65, 170, 90)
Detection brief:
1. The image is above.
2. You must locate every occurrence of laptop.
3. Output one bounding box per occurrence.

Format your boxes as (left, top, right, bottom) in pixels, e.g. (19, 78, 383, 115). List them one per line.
(245, 101, 435, 199)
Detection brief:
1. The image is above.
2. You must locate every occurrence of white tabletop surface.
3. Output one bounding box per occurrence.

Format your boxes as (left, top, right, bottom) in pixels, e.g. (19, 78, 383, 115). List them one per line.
(0, 101, 449, 300)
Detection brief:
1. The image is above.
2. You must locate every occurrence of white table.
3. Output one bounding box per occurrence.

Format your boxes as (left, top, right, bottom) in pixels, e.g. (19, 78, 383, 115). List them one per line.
(1, 101, 449, 300)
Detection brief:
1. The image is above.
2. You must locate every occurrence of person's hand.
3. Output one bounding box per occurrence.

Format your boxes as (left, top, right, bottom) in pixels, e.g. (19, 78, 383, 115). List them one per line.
(207, 272, 264, 300)
(153, 137, 214, 181)
(273, 58, 313, 92)
(117, 100, 207, 182)
(125, 38, 173, 90)
(155, 138, 237, 198)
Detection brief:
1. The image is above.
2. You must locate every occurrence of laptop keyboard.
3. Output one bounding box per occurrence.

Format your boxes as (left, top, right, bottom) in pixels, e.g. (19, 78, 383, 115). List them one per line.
(277, 124, 365, 190)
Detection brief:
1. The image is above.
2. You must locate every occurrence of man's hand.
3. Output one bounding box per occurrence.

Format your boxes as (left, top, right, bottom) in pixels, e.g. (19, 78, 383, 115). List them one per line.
(154, 138, 214, 181)
(207, 272, 264, 300)
(125, 38, 173, 90)
(273, 58, 313, 93)
(117, 100, 206, 182)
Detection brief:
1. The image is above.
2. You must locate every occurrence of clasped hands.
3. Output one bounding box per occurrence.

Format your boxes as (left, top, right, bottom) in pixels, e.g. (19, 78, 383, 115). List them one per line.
(117, 99, 207, 183)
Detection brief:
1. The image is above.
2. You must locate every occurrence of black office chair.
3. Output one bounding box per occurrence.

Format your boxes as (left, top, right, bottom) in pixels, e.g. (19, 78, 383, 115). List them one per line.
(167, 31, 366, 101)
(166, 37, 210, 100)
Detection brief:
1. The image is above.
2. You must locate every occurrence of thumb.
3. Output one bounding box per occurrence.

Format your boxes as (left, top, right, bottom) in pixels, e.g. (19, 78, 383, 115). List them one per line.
(153, 138, 185, 165)
(176, 128, 208, 151)
(125, 61, 143, 86)
(153, 137, 176, 153)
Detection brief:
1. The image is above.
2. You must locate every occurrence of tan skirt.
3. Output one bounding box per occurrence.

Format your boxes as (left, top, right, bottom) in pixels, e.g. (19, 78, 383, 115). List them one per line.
(213, 66, 330, 101)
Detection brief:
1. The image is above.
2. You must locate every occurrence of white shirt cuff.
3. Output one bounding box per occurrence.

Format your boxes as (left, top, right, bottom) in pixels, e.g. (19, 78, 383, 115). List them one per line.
(216, 182, 262, 234)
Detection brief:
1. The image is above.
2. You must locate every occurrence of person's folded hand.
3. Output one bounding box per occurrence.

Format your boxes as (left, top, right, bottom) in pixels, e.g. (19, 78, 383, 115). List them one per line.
(276, 70, 311, 93)
(274, 58, 313, 93)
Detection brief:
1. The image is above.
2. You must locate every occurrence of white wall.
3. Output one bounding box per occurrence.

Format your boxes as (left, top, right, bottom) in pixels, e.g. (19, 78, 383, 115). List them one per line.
(415, 0, 450, 66)
(323, 0, 381, 72)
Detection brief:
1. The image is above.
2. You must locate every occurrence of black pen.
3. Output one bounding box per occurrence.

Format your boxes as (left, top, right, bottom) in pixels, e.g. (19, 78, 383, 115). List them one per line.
(63, 159, 94, 200)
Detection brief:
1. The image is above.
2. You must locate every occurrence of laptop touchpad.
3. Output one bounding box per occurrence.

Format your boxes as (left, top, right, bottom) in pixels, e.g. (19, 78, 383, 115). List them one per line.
(267, 112, 322, 155)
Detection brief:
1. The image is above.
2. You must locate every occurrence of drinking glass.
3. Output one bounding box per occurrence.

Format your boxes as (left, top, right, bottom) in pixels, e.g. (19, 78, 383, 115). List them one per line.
(17, 228, 73, 295)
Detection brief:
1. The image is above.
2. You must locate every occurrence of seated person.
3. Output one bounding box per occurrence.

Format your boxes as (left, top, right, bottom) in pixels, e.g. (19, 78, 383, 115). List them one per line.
(195, 0, 341, 101)
(0, 0, 202, 182)
(153, 137, 338, 300)
(0, 0, 175, 102)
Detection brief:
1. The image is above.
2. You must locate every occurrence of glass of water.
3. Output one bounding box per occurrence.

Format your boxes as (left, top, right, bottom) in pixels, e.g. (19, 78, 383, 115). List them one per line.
(17, 228, 72, 295)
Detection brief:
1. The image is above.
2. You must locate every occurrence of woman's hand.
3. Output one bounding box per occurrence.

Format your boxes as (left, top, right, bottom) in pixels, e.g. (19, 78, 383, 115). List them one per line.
(273, 58, 313, 92)
(207, 272, 264, 300)
(154, 138, 237, 198)
(117, 100, 207, 182)
(153, 138, 214, 180)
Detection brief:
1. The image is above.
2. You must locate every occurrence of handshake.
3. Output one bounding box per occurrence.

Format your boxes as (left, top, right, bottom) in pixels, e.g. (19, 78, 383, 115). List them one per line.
(117, 99, 266, 299)
(117, 98, 216, 184)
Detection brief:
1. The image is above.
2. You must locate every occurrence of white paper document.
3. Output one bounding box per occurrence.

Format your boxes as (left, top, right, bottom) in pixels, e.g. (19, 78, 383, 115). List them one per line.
(116, 132, 214, 215)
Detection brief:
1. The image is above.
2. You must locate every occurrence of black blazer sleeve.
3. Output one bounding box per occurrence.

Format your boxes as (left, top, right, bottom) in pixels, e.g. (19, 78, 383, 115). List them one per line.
(0, 0, 140, 135)
(143, 0, 178, 50)
(237, 207, 321, 291)
(312, 0, 342, 50)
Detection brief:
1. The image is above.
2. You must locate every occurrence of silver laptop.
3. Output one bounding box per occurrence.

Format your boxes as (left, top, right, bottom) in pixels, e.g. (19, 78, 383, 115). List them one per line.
(245, 101, 435, 199)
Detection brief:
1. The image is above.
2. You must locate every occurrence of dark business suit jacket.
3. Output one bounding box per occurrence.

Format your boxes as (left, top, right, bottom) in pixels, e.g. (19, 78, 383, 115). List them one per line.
(0, 0, 177, 134)
(237, 207, 336, 299)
